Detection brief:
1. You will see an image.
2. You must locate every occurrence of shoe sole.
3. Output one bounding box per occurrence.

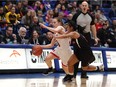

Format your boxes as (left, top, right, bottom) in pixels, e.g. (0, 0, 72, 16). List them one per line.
(100, 65, 104, 71)
(71, 78, 76, 83)
(62, 77, 75, 83)
(42, 72, 53, 76)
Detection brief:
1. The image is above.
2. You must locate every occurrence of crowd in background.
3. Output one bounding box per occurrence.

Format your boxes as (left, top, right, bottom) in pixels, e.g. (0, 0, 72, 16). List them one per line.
(0, 0, 115, 48)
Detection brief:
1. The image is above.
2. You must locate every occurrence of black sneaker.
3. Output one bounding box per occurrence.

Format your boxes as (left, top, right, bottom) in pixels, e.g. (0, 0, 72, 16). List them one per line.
(43, 68, 54, 76)
(63, 74, 74, 82)
(81, 75, 89, 79)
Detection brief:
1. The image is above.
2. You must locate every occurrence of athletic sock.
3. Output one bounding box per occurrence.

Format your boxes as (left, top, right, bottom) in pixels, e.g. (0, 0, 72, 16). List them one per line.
(68, 73, 73, 75)
(49, 67, 53, 70)
(96, 66, 100, 71)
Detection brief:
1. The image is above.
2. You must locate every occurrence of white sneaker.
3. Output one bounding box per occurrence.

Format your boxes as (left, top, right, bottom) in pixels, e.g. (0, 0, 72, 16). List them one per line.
(71, 77, 76, 83)
(98, 64, 104, 71)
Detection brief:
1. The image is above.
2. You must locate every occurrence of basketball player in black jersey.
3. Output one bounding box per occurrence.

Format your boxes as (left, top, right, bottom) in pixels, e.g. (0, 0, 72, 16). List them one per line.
(72, 1, 99, 79)
(55, 20, 104, 82)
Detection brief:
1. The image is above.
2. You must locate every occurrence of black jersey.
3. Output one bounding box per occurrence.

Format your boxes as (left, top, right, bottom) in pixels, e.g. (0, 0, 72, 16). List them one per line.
(71, 34, 95, 67)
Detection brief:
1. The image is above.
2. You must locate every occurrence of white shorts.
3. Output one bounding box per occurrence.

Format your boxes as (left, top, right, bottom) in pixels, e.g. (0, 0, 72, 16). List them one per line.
(51, 46, 73, 66)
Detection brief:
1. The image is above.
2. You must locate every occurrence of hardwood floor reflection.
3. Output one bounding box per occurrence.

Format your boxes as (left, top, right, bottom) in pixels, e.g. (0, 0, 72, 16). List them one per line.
(0, 72, 116, 87)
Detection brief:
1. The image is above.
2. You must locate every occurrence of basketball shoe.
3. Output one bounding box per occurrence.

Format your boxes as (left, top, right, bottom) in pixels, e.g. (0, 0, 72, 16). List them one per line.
(98, 64, 104, 71)
(43, 67, 54, 76)
(63, 74, 74, 82)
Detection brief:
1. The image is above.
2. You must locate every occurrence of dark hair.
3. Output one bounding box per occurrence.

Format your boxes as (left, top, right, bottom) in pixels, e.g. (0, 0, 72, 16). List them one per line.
(67, 20, 77, 31)
(6, 25, 13, 30)
(54, 17, 64, 26)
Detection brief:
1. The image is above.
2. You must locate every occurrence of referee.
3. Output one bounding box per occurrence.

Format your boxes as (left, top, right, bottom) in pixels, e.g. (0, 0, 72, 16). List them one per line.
(72, 1, 99, 79)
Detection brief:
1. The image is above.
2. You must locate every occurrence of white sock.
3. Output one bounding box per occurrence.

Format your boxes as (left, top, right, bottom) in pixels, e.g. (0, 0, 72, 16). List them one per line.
(68, 73, 73, 75)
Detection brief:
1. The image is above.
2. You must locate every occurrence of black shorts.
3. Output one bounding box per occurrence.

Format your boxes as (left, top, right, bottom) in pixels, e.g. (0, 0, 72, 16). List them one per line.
(73, 35, 95, 67)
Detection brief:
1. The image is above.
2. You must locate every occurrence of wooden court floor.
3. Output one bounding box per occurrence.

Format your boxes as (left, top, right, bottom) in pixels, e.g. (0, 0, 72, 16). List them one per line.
(0, 72, 116, 87)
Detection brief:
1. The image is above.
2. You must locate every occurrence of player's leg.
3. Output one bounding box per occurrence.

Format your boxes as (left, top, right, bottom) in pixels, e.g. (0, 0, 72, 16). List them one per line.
(62, 64, 74, 82)
(81, 62, 88, 79)
(82, 64, 104, 71)
(68, 54, 79, 73)
(73, 62, 79, 78)
(43, 53, 56, 75)
(73, 62, 89, 79)
(63, 54, 79, 82)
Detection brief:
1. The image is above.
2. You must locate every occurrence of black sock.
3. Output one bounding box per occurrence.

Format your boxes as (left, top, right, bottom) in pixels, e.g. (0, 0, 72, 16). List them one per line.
(49, 67, 53, 70)
(96, 66, 99, 71)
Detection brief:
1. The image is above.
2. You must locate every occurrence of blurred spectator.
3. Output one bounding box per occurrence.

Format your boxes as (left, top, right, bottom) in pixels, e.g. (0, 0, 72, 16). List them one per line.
(21, 10, 32, 29)
(33, 1, 46, 14)
(0, 6, 6, 22)
(58, 12, 67, 24)
(97, 22, 111, 47)
(95, 19, 103, 31)
(28, 29, 42, 45)
(66, 13, 73, 22)
(111, 1, 116, 10)
(21, 9, 37, 37)
(15, 1, 23, 21)
(45, 9, 54, 22)
(2, 25, 16, 44)
(5, 6, 19, 25)
(109, 1, 116, 19)
(37, 10, 44, 23)
(41, 17, 53, 34)
(20, 0, 33, 16)
(55, 3, 61, 12)
(57, 0, 68, 8)
(108, 19, 116, 47)
(60, 4, 69, 17)
(0, 6, 7, 33)
(30, 16, 42, 34)
(67, 1, 78, 14)
(93, 5, 100, 14)
(102, 1, 111, 8)
(3, 1, 12, 14)
(41, 10, 54, 34)
(30, 9, 37, 20)
(44, 1, 52, 11)
(53, 7, 59, 18)
(16, 27, 29, 44)
(0, 32, 4, 44)
(99, 10, 108, 21)
(40, 31, 54, 45)
(12, 33, 17, 44)
(5, 6, 20, 34)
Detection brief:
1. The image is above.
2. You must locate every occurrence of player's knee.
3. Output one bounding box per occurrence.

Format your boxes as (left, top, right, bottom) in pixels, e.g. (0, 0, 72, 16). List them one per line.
(44, 56, 49, 62)
(45, 56, 52, 62)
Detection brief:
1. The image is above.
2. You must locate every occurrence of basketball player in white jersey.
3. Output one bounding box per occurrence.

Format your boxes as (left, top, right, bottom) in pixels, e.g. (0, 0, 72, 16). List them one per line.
(39, 18, 78, 82)
(55, 20, 104, 82)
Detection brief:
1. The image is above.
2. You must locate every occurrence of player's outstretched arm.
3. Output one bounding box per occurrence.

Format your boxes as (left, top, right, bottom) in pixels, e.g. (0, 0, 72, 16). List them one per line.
(39, 23, 62, 33)
(40, 38, 56, 49)
(55, 31, 80, 39)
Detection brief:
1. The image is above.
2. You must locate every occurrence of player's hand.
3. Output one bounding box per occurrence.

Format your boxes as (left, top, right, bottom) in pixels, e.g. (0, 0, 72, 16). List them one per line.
(94, 37, 99, 46)
(39, 23, 46, 29)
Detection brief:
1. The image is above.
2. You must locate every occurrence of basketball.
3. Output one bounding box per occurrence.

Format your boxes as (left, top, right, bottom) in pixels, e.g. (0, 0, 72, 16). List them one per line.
(32, 45, 43, 56)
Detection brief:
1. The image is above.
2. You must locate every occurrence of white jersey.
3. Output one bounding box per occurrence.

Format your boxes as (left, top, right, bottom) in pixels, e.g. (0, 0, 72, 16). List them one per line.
(51, 33, 73, 66)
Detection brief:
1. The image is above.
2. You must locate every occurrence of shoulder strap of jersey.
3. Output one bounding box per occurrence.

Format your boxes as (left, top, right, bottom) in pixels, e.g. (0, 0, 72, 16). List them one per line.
(72, 10, 81, 23)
